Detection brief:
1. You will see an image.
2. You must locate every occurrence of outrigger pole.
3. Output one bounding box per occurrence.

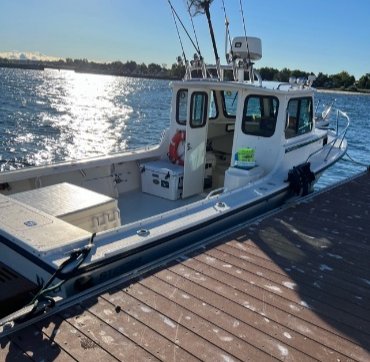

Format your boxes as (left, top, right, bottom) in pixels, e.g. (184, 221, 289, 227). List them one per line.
(188, 0, 221, 77)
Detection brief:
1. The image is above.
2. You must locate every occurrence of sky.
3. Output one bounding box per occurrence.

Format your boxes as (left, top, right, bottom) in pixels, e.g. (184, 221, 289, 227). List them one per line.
(0, 0, 369, 79)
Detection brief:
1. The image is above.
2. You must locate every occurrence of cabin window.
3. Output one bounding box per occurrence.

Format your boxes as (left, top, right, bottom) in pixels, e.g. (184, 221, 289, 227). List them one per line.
(285, 97, 313, 139)
(222, 90, 238, 118)
(190, 92, 208, 128)
(176, 89, 188, 125)
(209, 91, 218, 120)
(242, 95, 279, 137)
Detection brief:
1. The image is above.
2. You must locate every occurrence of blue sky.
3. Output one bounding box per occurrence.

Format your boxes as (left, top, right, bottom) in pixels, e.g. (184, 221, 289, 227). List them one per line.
(0, 0, 369, 79)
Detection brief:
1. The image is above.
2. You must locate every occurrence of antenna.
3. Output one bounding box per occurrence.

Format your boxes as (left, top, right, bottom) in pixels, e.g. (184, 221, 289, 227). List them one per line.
(239, 0, 251, 65)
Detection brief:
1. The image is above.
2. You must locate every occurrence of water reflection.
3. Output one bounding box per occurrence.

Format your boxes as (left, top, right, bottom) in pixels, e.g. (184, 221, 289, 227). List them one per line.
(35, 71, 133, 163)
(0, 68, 171, 168)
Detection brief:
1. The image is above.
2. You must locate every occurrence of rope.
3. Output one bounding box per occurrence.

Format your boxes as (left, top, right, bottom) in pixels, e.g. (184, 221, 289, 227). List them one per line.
(344, 151, 370, 169)
(31, 233, 96, 303)
(0, 233, 96, 326)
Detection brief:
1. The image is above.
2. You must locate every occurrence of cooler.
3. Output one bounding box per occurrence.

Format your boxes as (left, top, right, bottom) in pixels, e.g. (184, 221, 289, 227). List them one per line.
(141, 160, 184, 200)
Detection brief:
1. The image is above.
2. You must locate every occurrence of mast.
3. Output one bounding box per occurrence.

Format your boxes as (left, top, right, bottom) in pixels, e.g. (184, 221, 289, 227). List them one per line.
(189, 0, 220, 76)
(203, 1, 219, 64)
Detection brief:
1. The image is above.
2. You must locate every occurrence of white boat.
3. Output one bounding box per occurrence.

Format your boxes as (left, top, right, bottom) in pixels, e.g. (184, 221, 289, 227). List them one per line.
(0, 12, 349, 330)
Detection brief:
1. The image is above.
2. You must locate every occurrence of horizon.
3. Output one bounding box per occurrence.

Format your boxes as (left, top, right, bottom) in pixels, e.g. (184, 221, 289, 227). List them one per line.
(0, 0, 369, 79)
(0, 51, 365, 82)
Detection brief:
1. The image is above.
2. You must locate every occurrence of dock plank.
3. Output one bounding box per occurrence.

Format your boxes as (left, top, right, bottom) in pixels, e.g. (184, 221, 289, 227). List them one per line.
(85, 294, 195, 361)
(0, 336, 32, 361)
(103, 290, 237, 361)
(60, 303, 156, 362)
(128, 280, 274, 361)
(203, 247, 370, 320)
(7, 324, 75, 361)
(158, 264, 367, 361)
(219, 242, 370, 311)
(35, 313, 117, 361)
(140, 274, 312, 361)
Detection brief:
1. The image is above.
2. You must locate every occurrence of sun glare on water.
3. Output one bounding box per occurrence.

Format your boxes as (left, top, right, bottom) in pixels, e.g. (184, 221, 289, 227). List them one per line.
(0, 68, 171, 169)
(34, 70, 133, 164)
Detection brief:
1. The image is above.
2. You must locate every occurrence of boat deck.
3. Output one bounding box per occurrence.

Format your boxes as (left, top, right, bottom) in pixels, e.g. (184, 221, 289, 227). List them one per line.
(1, 171, 370, 361)
(118, 189, 203, 225)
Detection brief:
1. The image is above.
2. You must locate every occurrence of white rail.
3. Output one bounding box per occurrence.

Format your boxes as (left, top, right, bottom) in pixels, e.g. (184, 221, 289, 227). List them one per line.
(307, 108, 350, 163)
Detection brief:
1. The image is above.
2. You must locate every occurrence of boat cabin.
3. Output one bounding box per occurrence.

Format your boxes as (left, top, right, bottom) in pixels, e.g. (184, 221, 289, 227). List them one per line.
(141, 79, 319, 201)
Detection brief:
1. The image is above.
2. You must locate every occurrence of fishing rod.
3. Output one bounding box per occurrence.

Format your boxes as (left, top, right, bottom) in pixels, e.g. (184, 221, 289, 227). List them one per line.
(169, 1, 188, 64)
(186, 0, 203, 60)
(222, 0, 233, 63)
(239, 0, 251, 65)
(167, 0, 202, 58)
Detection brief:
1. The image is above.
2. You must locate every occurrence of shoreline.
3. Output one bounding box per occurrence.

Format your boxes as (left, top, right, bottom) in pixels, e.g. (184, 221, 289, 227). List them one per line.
(0, 63, 181, 81)
(1, 63, 369, 95)
(316, 88, 370, 96)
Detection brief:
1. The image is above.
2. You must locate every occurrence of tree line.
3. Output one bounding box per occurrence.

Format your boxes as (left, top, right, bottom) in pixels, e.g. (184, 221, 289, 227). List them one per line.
(0, 56, 369, 92)
(0, 57, 185, 80)
(258, 67, 370, 92)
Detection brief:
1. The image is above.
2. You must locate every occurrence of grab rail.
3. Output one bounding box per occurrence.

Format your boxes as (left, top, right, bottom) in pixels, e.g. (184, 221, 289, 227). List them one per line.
(307, 108, 350, 163)
(324, 109, 350, 160)
(206, 187, 225, 200)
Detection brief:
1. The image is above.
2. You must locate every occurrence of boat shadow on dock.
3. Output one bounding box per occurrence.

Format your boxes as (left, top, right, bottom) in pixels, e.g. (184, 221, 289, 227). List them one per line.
(225, 172, 370, 356)
(0, 297, 100, 361)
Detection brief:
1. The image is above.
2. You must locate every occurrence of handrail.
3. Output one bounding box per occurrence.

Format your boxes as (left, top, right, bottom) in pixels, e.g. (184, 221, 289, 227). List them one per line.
(277, 83, 288, 90)
(206, 187, 225, 199)
(324, 109, 350, 160)
(306, 108, 350, 163)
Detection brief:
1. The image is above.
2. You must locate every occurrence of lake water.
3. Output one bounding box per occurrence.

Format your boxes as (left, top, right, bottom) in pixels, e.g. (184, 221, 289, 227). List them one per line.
(0, 67, 369, 189)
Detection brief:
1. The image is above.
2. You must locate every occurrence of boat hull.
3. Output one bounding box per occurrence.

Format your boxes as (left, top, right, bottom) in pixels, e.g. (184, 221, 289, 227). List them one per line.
(0, 181, 290, 300)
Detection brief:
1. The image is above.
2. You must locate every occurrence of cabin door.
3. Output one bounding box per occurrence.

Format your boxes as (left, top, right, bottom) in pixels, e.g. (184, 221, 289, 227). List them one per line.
(182, 91, 209, 198)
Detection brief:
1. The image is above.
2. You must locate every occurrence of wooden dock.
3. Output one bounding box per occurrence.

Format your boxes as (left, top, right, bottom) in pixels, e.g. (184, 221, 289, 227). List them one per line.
(1, 171, 369, 361)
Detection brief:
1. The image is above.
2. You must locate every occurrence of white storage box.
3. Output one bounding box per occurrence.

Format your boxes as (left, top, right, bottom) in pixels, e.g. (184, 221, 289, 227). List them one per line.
(141, 160, 184, 200)
(224, 166, 264, 190)
(10, 183, 121, 233)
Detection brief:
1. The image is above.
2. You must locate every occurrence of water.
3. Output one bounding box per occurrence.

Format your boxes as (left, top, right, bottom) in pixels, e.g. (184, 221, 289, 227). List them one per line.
(0, 68, 171, 167)
(1, 67, 369, 189)
(313, 91, 370, 188)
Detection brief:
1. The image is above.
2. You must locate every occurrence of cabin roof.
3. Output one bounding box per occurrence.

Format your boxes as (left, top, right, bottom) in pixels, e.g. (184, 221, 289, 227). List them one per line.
(171, 79, 315, 96)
